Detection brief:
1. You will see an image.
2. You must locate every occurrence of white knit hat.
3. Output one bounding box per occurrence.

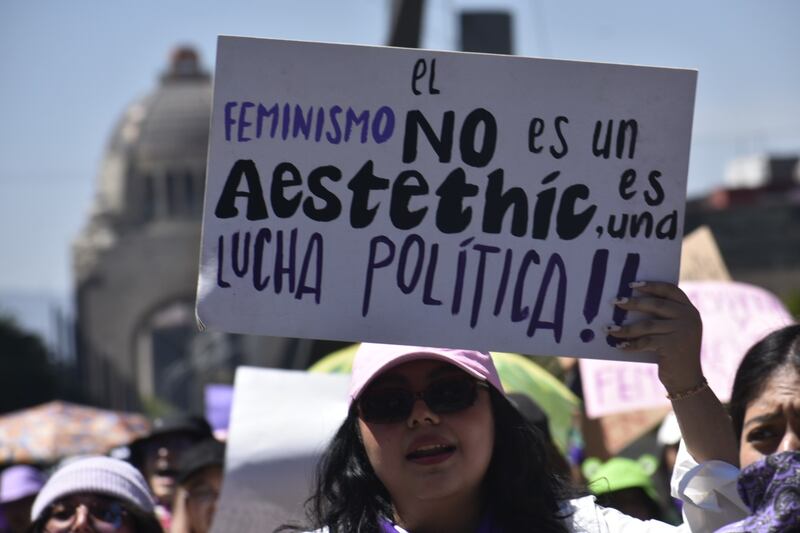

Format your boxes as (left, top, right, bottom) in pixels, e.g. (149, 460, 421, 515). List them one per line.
(31, 456, 155, 522)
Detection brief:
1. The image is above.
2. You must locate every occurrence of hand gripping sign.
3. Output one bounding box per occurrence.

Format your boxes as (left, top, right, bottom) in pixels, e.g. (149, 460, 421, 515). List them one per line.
(581, 281, 795, 418)
(197, 36, 697, 363)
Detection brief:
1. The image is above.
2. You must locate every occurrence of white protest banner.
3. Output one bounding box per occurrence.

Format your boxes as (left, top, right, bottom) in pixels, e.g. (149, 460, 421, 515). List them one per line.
(197, 36, 697, 362)
(211, 367, 349, 533)
(580, 281, 795, 419)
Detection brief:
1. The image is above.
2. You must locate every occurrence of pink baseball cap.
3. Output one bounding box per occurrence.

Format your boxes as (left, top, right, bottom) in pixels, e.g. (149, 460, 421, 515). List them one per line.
(348, 343, 504, 403)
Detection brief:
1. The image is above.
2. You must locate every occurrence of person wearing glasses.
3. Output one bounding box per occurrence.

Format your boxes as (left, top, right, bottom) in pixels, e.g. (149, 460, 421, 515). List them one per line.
(27, 456, 161, 533)
(285, 282, 744, 533)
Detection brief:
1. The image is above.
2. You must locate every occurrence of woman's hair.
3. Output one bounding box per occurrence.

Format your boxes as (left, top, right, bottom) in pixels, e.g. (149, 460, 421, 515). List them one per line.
(27, 500, 163, 533)
(729, 324, 800, 440)
(282, 388, 574, 533)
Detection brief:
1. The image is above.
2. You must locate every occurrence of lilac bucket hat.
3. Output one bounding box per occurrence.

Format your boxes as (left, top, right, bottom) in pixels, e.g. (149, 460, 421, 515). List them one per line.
(348, 343, 504, 403)
(0, 465, 45, 504)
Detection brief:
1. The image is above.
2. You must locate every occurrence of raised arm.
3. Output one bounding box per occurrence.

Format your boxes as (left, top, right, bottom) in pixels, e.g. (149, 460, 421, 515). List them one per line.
(607, 281, 738, 466)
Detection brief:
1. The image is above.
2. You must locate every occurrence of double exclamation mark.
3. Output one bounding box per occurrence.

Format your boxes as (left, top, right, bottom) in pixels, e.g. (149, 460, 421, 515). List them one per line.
(580, 250, 640, 344)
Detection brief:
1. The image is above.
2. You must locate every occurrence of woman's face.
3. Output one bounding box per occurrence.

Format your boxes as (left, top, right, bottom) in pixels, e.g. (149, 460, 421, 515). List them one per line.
(739, 366, 800, 469)
(142, 432, 196, 506)
(43, 494, 135, 533)
(357, 360, 494, 506)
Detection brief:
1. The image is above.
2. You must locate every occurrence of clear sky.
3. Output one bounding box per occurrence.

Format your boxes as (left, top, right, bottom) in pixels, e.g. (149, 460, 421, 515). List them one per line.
(1, 0, 799, 299)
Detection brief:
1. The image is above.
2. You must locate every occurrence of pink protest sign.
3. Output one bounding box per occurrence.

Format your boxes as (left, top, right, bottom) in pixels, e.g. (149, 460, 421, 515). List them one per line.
(581, 281, 795, 419)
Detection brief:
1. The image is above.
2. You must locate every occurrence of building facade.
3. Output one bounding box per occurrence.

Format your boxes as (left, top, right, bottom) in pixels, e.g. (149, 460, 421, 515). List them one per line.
(685, 155, 800, 303)
(73, 48, 329, 413)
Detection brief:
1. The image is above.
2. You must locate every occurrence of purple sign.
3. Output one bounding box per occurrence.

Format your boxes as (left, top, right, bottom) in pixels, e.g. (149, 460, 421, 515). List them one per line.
(205, 384, 234, 435)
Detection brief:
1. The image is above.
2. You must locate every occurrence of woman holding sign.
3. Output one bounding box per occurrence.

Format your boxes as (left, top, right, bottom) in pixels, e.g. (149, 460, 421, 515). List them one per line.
(288, 282, 742, 532)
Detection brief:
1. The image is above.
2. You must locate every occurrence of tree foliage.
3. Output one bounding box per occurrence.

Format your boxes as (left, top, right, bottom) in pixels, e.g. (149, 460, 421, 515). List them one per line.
(783, 290, 800, 321)
(0, 315, 57, 414)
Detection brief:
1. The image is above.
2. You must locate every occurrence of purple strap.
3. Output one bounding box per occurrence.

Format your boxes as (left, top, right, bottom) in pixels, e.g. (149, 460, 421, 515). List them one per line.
(379, 512, 499, 532)
(379, 519, 398, 533)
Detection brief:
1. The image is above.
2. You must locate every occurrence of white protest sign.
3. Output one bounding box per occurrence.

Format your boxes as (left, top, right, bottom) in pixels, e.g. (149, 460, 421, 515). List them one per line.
(580, 281, 795, 418)
(197, 36, 697, 362)
(211, 367, 349, 533)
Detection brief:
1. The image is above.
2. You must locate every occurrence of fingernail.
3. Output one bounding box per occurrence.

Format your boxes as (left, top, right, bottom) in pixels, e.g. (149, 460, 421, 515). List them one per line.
(605, 324, 621, 332)
(613, 297, 629, 305)
(629, 281, 646, 288)
(616, 341, 630, 349)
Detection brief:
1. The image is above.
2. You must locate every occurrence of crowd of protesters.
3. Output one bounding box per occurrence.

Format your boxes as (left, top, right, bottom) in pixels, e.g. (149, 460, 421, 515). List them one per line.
(0, 283, 797, 532)
(0, 415, 225, 533)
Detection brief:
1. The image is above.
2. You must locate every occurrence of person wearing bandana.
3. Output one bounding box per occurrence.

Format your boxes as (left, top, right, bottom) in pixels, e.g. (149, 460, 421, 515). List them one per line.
(714, 324, 800, 532)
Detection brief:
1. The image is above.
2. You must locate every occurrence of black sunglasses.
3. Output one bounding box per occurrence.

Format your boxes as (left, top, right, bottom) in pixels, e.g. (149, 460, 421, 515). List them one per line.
(358, 376, 489, 424)
(45, 498, 128, 531)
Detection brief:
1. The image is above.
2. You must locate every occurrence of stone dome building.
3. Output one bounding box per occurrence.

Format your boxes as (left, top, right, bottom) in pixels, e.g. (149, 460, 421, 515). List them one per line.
(73, 48, 329, 412)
